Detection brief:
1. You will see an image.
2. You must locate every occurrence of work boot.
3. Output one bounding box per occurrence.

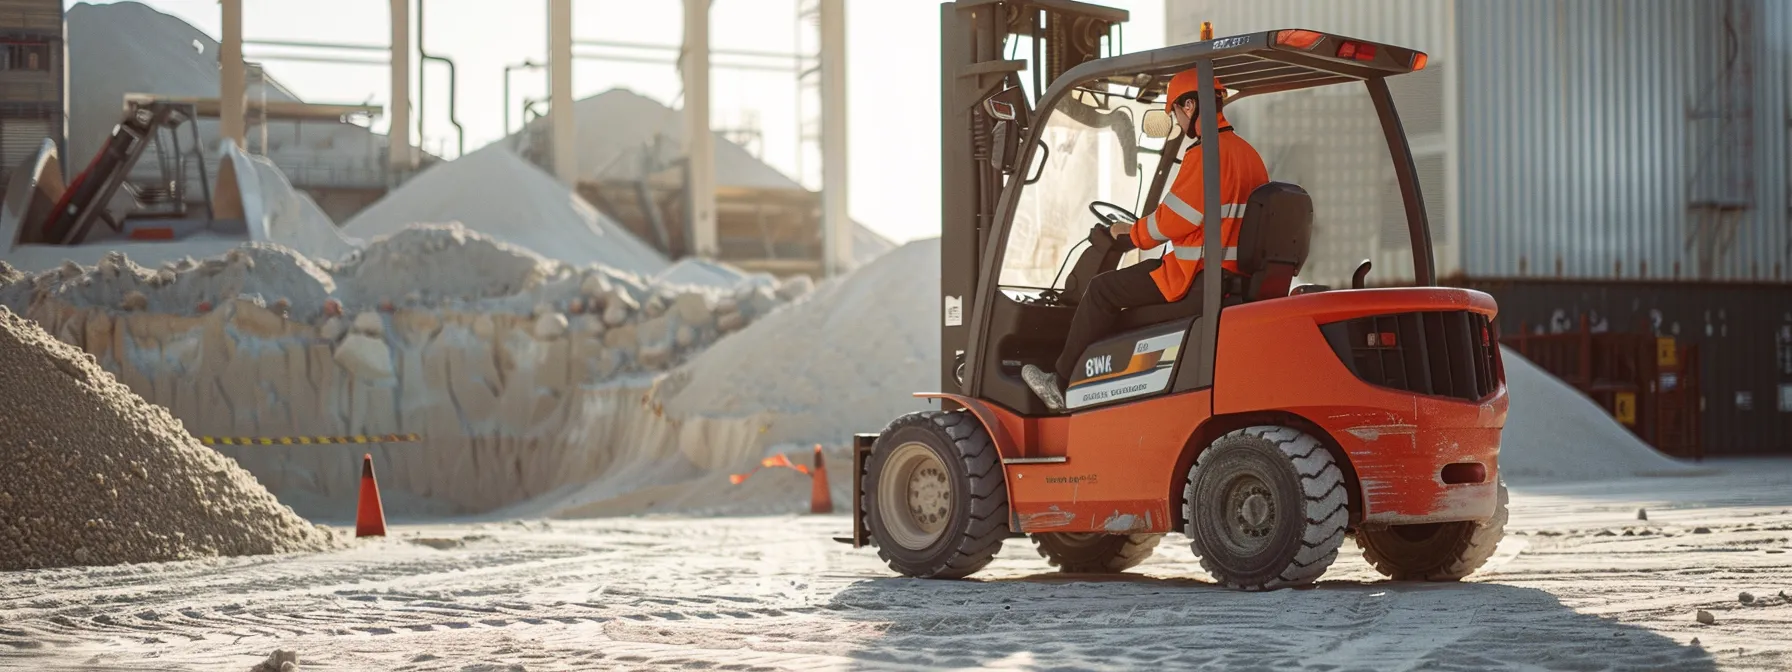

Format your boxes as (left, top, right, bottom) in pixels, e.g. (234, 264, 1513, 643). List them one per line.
(1021, 364, 1066, 412)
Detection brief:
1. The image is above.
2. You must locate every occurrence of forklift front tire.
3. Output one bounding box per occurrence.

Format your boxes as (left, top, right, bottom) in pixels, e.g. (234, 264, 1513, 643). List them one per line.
(863, 411, 1009, 579)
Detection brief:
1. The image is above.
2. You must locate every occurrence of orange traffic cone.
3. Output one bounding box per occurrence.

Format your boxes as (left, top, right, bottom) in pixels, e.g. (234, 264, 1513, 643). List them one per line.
(811, 444, 833, 514)
(355, 453, 387, 537)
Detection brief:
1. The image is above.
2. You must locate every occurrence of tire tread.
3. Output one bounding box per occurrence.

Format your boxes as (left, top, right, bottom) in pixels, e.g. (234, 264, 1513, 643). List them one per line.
(1185, 425, 1349, 590)
(866, 410, 1009, 579)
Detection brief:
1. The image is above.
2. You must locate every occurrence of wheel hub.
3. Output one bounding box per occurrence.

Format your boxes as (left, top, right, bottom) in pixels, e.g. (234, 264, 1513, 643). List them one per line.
(907, 463, 950, 528)
(878, 442, 955, 550)
(1223, 476, 1277, 553)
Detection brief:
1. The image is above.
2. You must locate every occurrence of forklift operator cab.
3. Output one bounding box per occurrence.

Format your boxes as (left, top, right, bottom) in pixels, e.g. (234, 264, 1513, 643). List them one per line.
(851, 8, 1506, 592)
(985, 70, 1319, 414)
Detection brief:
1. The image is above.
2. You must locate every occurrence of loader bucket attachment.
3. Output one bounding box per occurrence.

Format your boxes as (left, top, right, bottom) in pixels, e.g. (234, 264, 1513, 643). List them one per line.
(0, 139, 66, 248)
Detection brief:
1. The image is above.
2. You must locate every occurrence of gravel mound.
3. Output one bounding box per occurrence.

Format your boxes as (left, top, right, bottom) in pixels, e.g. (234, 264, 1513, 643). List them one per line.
(332, 223, 556, 308)
(0, 306, 335, 571)
(13, 246, 338, 321)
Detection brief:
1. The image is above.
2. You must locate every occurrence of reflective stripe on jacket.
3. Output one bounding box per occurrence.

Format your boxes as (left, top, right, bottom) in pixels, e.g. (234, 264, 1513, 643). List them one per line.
(1130, 129, 1270, 302)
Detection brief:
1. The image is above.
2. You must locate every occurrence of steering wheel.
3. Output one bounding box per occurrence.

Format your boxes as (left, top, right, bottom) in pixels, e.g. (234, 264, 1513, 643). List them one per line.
(1088, 201, 1139, 228)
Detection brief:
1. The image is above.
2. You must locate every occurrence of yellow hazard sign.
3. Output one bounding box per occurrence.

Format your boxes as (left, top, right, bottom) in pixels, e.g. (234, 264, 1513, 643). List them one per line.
(1613, 393, 1637, 426)
(1656, 337, 1678, 367)
(199, 434, 420, 446)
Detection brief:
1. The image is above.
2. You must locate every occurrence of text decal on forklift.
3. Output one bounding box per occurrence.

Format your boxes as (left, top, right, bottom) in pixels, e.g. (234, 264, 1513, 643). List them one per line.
(1065, 328, 1183, 409)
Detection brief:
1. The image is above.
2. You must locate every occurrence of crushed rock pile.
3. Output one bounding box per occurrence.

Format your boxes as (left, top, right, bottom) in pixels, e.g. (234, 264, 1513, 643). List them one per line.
(0, 306, 335, 571)
(331, 224, 554, 308)
(0, 224, 813, 514)
(1, 246, 336, 322)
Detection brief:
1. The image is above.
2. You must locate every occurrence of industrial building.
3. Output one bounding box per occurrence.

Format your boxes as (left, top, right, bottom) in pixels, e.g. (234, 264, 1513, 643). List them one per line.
(0, 0, 64, 206)
(1171, 0, 1791, 456)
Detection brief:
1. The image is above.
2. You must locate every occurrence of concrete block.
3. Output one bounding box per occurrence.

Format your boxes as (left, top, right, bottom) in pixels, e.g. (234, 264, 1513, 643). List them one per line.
(333, 334, 396, 385)
(673, 292, 713, 329)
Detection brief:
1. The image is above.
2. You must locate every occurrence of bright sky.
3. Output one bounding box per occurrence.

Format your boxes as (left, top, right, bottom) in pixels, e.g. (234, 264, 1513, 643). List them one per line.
(70, 0, 1163, 244)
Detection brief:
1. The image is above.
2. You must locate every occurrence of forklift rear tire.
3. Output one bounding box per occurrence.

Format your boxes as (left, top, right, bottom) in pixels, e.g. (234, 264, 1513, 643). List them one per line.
(1032, 533, 1163, 573)
(1356, 481, 1508, 581)
(1184, 426, 1349, 590)
(863, 410, 1009, 579)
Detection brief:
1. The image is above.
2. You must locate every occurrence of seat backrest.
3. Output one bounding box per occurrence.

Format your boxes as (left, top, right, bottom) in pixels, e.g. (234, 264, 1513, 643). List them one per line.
(1235, 182, 1314, 301)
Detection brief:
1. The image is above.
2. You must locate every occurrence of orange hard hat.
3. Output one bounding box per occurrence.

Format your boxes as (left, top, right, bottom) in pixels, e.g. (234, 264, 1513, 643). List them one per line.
(1164, 69, 1226, 115)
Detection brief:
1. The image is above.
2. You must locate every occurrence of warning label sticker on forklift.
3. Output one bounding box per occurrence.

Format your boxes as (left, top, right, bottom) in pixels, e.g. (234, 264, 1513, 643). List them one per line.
(1066, 330, 1183, 409)
(944, 296, 963, 327)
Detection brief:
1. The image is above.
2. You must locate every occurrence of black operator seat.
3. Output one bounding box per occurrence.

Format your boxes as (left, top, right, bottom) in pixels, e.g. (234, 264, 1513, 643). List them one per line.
(1112, 181, 1314, 331)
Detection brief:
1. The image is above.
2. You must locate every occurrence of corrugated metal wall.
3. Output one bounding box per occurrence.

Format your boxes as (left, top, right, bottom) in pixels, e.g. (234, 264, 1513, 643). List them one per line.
(1171, 0, 1792, 285)
(1458, 0, 1791, 282)
(1463, 279, 1792, 456)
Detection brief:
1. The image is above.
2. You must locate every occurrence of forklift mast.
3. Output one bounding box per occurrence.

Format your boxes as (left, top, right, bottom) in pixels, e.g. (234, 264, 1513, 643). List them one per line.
(939, 0, 1128, 394)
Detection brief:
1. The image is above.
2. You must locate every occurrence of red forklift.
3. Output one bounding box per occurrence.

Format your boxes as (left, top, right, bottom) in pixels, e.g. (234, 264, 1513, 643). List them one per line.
(846, 1, 1508, 590)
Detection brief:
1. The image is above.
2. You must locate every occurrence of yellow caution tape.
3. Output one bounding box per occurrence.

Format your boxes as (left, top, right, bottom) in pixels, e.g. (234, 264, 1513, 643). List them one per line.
(198, 434, 421, 446)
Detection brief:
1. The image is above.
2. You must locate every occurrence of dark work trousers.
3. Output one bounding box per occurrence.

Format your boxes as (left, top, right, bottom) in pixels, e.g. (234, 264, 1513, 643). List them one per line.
(1053, 258, 1171, 385)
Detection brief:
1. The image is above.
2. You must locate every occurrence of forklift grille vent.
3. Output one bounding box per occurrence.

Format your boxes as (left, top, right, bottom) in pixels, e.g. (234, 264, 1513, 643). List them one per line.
(1319, 311, 1502, 403)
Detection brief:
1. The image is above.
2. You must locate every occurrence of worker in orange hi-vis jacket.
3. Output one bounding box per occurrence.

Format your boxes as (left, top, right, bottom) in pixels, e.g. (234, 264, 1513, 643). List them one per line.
(1023, 69, 1270, 412)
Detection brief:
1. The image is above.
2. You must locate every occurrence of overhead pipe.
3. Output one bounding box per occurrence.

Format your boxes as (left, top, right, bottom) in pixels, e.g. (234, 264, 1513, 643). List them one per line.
(570, 51, 794, 73)
(503, 60, 544, 136)
(244, 39, 388, 51)
(242, 53, 388, 66)
(574, 38, 801, 63)
(417, 0, 464, 157)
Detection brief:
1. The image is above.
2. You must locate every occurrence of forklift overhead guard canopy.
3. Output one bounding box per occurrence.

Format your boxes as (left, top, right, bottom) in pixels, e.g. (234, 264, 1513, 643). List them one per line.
(1090, 29, 1429, 103)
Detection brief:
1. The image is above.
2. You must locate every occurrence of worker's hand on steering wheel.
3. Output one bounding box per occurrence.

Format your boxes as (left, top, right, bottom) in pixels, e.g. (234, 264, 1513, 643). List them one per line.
(1088, 201, 1140, 241)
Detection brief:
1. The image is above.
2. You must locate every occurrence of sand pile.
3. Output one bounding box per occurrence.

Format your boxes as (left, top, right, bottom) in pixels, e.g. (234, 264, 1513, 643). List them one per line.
(656, 238, 939, 450)
(0, 306, 334, 571)
(344, 146, 669, 277)
(506, 89, 897, 265)
(1498, 347, 1698, 482)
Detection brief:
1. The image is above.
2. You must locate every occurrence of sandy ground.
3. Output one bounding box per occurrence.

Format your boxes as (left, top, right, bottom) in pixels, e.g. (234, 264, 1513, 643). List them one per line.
(3, 460, 1790, 671)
